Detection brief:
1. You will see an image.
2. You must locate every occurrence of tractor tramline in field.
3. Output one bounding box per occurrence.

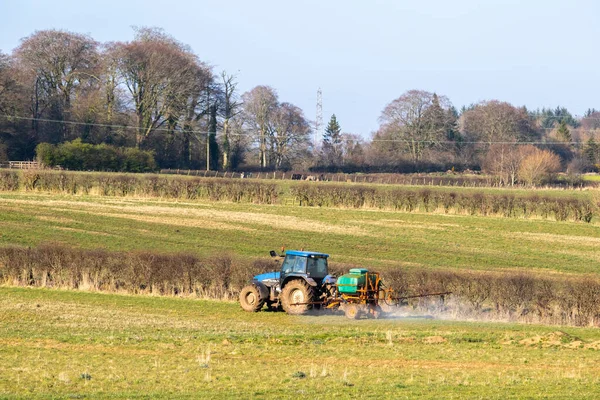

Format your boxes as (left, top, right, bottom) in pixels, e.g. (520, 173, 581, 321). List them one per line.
(239, 250, 450, 319)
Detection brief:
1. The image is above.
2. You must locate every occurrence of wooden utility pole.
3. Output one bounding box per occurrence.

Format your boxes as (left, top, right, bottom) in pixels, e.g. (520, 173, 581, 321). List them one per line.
(206, 104, 218, 171)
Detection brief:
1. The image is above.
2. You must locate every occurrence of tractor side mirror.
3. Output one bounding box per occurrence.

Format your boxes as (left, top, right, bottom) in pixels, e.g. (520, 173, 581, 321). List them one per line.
(269, 250, 277, 258)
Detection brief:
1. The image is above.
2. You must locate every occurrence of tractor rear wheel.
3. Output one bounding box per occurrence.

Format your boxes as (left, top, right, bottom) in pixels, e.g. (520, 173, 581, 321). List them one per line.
(281, 280, 314, 315)
(344, 304, 361, 319)
(239, 285, 265, 312)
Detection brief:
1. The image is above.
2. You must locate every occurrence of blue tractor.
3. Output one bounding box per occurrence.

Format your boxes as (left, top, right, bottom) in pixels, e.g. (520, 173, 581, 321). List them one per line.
(239, 250, 333, 315)
(240, 249, 451, 318)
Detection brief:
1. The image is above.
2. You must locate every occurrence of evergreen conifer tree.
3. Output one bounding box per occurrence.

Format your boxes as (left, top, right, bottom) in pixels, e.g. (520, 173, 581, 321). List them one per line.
(423, 94, 447, 140)
(322, 114, 343, 166)
(556, 120, 571, 142)
(584, 137, 599, 165)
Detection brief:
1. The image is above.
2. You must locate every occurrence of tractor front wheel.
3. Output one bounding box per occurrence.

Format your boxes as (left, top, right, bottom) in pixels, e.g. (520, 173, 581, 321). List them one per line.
(239, 285, 265, 312)
(281, 280, 314, 315)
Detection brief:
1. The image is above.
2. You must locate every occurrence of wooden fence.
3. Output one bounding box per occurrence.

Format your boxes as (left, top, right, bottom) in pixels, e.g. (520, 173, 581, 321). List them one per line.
(0, 161, 40, 169)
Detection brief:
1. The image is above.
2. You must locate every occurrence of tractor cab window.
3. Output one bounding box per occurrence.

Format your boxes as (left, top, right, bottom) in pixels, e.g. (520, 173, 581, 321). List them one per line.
(281, 255, 307, 274)
(307, 257, 327, 277)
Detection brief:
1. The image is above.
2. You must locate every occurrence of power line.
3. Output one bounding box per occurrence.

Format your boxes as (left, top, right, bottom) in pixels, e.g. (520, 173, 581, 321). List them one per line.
(0, 114, 244, 138)
(1, 114, 204, 134)
(0, 114, 596, 146)
(4, 113, 600, 135)
(368, 139, 584, 145)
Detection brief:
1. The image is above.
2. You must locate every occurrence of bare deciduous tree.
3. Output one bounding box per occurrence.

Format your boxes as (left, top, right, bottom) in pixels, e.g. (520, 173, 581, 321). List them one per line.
(220, 72, 243, 170)
(268, 102, 311, 169)
(580, 112, 600, 130)
(15, 29, 99, 110)
(461, 100, 536, 146)
(376, 90, 452, 163)
(485, 144, 561, 186)
(242, 86, 278, 168)
(14, 30, 100, 142)
(0, 52, 15, 114)
(341, 133, 366, 166)
(483, 144, 526, 186)
(115, 27, 210, 147)
(0, 51, 38, 159)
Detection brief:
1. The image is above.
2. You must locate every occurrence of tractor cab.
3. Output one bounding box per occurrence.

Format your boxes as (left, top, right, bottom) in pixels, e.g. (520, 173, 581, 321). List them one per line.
(279, 250, 329, 286)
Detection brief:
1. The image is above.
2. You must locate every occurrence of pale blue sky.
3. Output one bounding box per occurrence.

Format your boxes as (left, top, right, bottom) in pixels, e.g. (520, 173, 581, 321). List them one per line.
(2, 0, 599, 136)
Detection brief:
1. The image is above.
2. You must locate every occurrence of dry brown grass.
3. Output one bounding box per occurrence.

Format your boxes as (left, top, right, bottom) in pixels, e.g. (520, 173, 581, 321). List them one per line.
(1, 197, 371, 236)
(508, 231, 600, 246)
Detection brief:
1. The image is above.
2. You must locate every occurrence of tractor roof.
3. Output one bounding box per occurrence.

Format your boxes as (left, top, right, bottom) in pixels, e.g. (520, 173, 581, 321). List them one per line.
(286, 250, 329, 258)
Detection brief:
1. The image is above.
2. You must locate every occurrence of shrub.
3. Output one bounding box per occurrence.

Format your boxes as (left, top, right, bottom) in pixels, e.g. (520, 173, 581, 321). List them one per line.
(35, 140, 157, 173)
(0, 142, 8, 164)
(36, 142, 57, 166)
(0, 170, 19, 191)
(122, 147, 157, 173)
(20, 170, 40, 190)
(518, 147, 561, 186)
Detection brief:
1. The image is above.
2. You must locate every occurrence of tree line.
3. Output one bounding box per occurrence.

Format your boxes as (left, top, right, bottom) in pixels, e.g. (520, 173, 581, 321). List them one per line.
(0, 28, 599, 182)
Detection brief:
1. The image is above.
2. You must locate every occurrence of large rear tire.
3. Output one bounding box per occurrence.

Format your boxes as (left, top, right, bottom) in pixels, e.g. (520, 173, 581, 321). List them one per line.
(281, 280, 314, 315)
(239, 285, 265, 312)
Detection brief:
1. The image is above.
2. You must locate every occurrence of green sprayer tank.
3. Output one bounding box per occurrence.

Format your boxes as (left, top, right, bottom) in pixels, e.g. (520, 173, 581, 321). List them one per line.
(337, 268, 377, 294)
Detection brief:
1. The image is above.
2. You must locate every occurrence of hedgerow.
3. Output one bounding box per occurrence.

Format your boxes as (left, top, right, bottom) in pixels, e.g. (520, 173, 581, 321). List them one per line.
(0, 244, 273, 299)
(0, 170, 596, 221)
(2, 243, 600, 327)
(290, 184, 597, 222)
(381, 267, 600, 327)
(0, 170, 279, 204)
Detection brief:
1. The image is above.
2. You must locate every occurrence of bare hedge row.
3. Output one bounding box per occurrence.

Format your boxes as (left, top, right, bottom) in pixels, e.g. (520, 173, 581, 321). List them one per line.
(291, 184, 597, 222)
(380, 268, 600, 327)
(0, 170, 597, 221)
(2, 244, 600, 327)
(0, 244, 274, 299)
(0, 170, 278, 203)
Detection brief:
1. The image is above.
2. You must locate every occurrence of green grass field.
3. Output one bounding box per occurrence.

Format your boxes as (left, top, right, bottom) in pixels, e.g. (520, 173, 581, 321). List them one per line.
(2, 287, 600, 399)
(0, 192, 599, 274)
(583, 174, 600, 182)
(1, 189, 600, 398)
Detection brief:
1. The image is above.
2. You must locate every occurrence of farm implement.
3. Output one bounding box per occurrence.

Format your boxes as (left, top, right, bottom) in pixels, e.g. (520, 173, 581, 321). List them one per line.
(239, 250, 450, 319)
